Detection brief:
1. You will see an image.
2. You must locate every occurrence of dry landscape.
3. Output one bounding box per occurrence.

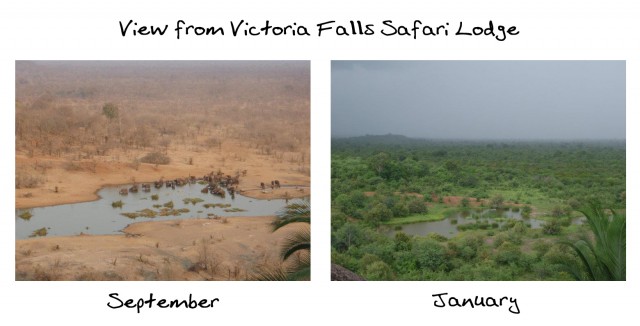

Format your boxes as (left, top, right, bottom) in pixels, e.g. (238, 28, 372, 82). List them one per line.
(15, 61, 310, 280)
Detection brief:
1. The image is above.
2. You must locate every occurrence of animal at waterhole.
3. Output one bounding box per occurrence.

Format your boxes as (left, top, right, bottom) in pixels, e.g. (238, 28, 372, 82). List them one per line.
(107, 170, 246, 198)
(225, 175, 239, 186)
(210, 187, 225, 198)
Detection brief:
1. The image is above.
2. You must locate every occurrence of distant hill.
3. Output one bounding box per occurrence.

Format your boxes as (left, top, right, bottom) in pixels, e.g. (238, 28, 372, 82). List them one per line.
(332, 134, 421, 145)
(332, 134, 626, 148)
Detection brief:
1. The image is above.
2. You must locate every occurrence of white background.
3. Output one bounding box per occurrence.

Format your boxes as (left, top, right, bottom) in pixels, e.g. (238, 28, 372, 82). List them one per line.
(1, 0, 638, 325)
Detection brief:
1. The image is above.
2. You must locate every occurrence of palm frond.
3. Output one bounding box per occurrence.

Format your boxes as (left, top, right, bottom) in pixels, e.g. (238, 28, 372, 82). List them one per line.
(561, 238, 598, 280)
(280, 228, 310, 260)
(256, 199, 311, 281)
(250, 268, 289, 281)
(562, 200, 626, 281)
(272, 199, 310, 231)
(285, 260, 310, 281)
(250, 245, 310, 281)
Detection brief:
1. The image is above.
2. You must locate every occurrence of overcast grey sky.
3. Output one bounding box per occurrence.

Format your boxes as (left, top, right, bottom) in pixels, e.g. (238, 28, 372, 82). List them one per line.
(332, 61, 625, 140)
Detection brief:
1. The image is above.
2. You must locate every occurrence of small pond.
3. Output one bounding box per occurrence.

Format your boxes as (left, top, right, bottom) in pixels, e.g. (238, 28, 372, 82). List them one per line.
(385, 208, 583, 238)
(16, 183, 300, 239)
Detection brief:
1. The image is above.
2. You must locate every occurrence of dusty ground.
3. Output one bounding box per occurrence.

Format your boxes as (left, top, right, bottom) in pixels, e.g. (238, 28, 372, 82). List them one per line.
(15, 61, 310, 280)
(16, 139, 309, 209)
(14, 143, 310, 281)
(15, 216, 308, 281)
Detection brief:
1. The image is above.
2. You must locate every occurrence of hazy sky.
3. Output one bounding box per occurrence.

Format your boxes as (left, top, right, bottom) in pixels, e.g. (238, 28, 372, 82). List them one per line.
(332, 61, 625, 140)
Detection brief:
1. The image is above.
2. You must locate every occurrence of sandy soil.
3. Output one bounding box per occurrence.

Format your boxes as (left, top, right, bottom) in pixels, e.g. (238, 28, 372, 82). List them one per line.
(15, 216, 308, 281)
(15, 141, 310, 281)
(15, 61, 310, 281)
(16, 140, 310, 209)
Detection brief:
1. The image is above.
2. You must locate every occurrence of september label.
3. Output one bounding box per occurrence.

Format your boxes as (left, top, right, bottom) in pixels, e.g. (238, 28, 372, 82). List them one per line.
(107, 293, 220, 313)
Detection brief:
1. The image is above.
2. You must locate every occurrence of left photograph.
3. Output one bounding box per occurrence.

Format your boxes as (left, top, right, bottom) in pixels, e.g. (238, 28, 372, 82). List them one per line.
(15, 61, 310, 281)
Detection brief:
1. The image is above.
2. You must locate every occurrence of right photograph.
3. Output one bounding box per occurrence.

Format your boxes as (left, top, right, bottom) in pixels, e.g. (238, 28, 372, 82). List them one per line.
(330, 61, 626, 281)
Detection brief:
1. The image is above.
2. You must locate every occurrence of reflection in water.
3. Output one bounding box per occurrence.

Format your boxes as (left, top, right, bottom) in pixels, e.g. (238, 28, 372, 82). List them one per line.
(386, 208, 582, 238)
(16, 184, 299, 239)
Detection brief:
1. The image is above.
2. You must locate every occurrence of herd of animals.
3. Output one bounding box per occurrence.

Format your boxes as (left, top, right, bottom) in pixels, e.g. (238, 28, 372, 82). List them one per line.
(118, 170, 281, 199)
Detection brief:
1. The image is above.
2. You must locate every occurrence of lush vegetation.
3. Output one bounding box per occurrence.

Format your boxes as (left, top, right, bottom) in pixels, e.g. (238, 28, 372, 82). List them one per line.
(331, 135, 625, 280)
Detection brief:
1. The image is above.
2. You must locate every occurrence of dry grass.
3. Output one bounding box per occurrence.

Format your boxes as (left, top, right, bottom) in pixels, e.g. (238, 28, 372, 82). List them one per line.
(15, 172, 45, 189)
(16, 217, 283, 281)
(16, 61, 309, 166)
(14, 61, 309, 280)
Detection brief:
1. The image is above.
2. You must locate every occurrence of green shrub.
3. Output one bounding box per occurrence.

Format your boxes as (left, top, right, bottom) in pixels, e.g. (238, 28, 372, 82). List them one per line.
(542, 220, 561, 235)
(19, 210, 33, 220)
(461, 197, 470, 208)
(359, 253, 383, 270)
(551, 206, 566, 217)
(364, 203, 393, 225)
(532, 240, 551, 257)
(408, 197, 428, 214)
(183, 197, 204, 205)
(139, 152, 170, 165)
(428, 233, 448, 242)
(392, 250, 418, 275)
(512, 221, 527, 234)
(394, 232, 412, 251)
(494, 243, 522, 265)
(30, 227, 48, 237)
(392, 201, 410, 217)
(490, 194, 505, 209)
(363, 261, 395, 281)
(412, 238, 448, 272)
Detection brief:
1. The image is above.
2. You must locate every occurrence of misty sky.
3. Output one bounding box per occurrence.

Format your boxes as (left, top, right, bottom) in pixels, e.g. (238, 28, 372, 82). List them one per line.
(332, 61, 625, 140)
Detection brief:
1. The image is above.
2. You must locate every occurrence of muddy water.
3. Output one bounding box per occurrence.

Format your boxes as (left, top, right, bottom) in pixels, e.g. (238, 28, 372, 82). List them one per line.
(15, 183, 297, 239)
(386, 208, 582, 238)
